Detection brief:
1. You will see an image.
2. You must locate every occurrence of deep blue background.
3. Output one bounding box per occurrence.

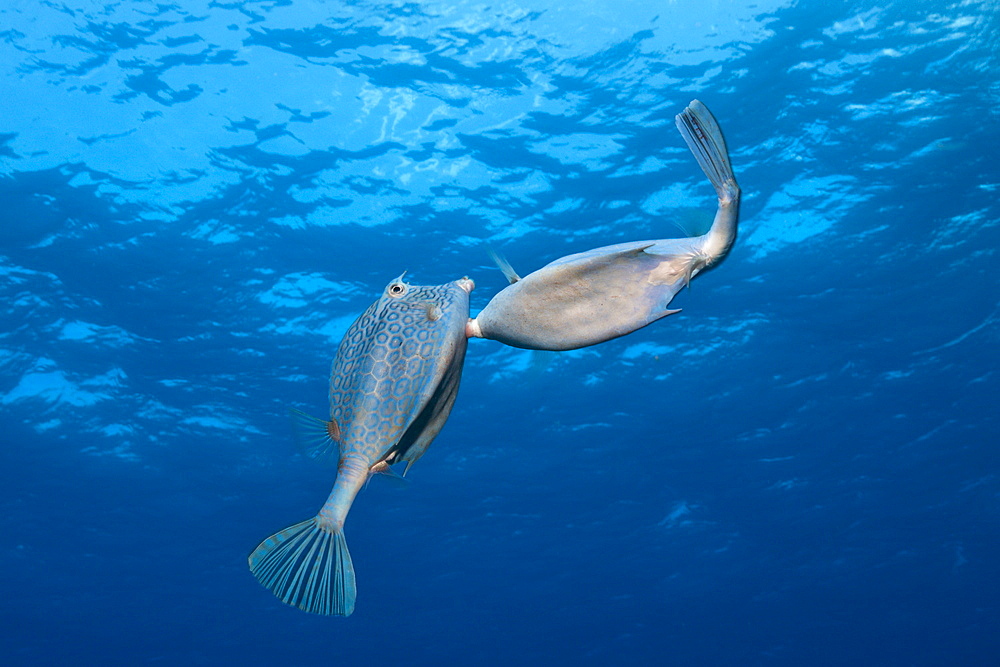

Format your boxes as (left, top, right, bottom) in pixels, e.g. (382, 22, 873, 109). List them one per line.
(2, 0, 998, 664)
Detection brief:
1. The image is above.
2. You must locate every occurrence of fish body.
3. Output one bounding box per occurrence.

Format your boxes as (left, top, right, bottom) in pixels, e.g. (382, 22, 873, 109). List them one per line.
(250, 275, 474, 616)
(467, 100, 740, 351)
(326, 276, 472, 474)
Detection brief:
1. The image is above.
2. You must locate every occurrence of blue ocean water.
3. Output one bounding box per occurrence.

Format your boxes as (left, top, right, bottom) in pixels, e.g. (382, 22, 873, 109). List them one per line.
(2, 0, 998, 663)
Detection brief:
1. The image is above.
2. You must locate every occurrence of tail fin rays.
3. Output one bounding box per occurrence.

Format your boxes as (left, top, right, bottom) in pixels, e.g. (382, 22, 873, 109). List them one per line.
(674, 100, 740, 267)
(674, 100, 738, 200)
(248, 517, 356, 616)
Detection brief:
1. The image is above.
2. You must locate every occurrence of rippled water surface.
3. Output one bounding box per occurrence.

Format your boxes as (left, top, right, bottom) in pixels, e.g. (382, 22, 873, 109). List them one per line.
(2, 0, 998, 664)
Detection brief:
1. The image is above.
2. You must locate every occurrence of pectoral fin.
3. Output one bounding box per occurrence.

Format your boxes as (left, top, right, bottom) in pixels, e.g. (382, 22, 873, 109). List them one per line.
(486, 244, 521, 284)
(425, 303, 443, 321)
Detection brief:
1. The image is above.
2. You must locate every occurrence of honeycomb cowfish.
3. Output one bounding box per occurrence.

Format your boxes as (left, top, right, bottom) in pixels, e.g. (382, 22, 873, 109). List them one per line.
(466, 100, 741, 351)
(249, 275, 474, 616)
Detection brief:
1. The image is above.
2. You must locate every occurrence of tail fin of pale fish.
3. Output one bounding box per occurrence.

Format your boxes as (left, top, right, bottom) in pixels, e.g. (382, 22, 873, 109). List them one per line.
(289, 408, 340, 462)
(674, 100, 738, 202)
(673, 100, 740, 279)
(485, 244, 521, 284)
(249, 517, 356, 616)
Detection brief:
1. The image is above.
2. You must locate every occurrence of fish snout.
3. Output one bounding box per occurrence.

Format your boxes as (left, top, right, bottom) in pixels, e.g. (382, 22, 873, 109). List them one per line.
(456, 276, 475, 293)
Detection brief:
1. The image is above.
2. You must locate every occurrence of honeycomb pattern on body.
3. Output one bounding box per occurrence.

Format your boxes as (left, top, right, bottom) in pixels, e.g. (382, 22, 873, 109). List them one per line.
(328, 280, 468, 462)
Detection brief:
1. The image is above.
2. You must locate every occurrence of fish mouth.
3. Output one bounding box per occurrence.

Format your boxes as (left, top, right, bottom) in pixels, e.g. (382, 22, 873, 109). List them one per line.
(456, 276, 475, 293)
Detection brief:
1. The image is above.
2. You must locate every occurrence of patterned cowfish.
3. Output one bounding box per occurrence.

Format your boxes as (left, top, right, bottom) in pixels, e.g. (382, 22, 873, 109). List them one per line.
(249, 275, 474, 616)
(466, 100, 741, 351)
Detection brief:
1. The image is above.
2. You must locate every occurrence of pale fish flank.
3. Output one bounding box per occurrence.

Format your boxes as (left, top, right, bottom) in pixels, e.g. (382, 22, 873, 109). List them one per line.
(249, 275, 474, 616)
(467, 100, 741, 351)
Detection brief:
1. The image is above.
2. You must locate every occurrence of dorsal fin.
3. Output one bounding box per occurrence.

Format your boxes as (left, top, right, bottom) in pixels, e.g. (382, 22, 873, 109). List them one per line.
(631, 243, 656, 256)
(486, 244, 521, 284)
(288, 408, 341, 462)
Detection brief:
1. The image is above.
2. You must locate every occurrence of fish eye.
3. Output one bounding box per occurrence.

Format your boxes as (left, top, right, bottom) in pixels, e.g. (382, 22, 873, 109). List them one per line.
(388, 282, 407, 297)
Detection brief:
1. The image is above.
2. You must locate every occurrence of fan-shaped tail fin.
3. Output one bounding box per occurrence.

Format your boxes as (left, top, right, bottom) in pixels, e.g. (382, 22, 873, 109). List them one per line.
(248, 517, 356, 616)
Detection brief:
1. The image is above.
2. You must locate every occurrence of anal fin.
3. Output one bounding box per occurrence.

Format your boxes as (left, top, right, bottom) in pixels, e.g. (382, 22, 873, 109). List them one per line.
(367, 460, 408, 486)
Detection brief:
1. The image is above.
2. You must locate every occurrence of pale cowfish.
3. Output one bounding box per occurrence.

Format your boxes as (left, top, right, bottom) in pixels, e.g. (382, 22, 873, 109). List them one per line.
(249, 275, 474, 616)
(466, 100, 740, 351)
